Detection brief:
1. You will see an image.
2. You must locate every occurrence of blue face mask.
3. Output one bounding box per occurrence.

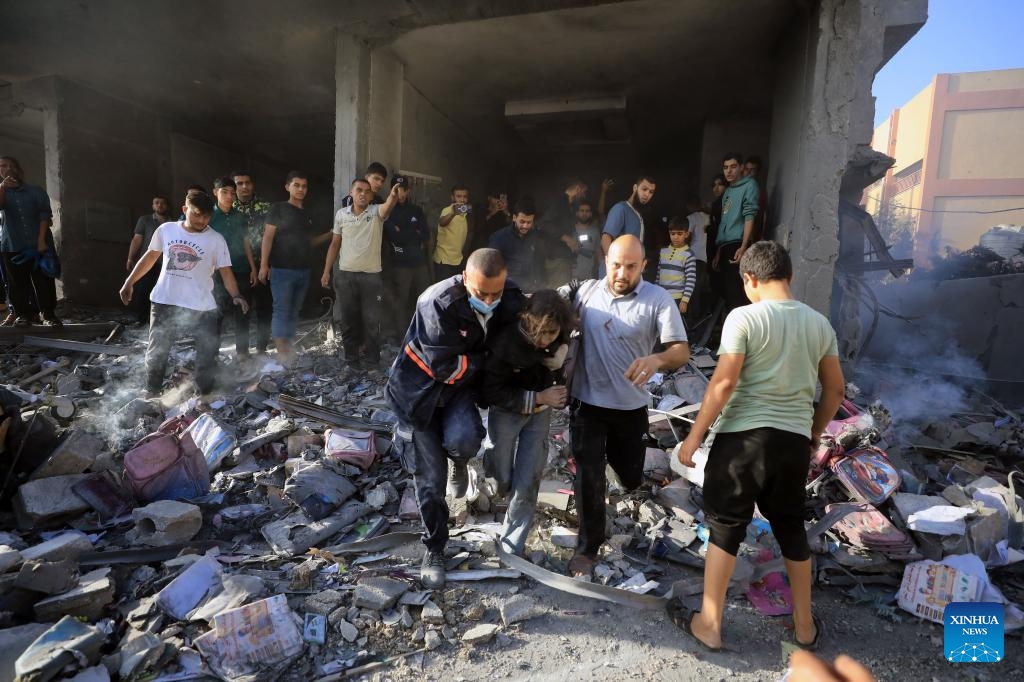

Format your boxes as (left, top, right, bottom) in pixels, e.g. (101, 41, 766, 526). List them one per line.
(469, 295, 501, 315)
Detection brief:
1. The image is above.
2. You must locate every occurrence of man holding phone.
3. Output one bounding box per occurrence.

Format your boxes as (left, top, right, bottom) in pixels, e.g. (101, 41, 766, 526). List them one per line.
(433, 184, 472, 281)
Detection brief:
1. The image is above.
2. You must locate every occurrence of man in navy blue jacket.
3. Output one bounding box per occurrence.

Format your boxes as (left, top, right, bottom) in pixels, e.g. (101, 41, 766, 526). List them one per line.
(386, 248, 525, 588)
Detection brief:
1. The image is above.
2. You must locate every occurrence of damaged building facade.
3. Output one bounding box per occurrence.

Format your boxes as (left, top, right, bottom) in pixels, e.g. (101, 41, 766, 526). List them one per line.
(1, 0, 926, 320)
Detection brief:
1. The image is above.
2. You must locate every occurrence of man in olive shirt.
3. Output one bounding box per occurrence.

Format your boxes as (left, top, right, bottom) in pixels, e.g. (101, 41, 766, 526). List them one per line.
(210, 177, 256, 358)
(232, 170, 273, 352)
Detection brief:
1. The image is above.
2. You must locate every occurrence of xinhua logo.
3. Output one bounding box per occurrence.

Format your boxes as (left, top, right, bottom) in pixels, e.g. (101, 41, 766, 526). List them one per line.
(944, 602, 1004, 663)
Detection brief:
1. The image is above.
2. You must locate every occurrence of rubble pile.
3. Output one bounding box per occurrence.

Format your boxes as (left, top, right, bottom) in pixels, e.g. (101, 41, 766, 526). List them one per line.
(0, 315, 1021, 679)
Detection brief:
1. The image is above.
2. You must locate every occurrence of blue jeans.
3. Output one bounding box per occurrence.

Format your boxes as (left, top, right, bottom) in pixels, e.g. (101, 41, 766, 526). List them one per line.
(269, 267, 309, 341)
(483, 407, 552, 556)
(407, 388, 485, 552)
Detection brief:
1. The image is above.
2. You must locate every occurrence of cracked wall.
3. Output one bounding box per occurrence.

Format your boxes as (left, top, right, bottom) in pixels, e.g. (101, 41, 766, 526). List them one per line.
(768, 0, 927, 314)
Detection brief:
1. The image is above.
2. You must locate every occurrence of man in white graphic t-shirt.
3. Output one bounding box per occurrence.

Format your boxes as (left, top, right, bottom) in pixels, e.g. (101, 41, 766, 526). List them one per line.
(119, 191, 250, 396)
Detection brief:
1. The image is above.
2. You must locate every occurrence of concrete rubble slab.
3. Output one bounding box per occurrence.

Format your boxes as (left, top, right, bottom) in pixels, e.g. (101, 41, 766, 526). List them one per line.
(21, 532, 93, 563)
(0, 622, 50, 681)
(462, 623, 500, 645)
(421, 599, 444, 624)
(499, 594, 539, 626)
(34, 568, 115, 621)
(13, 616, 105, 681)
(29, 429, 105, 480)
(353, 577, 409, 611)
(14, 558, 79, 595)
(549, 527, 577, 548)
(424, 629, 442, 650)
(132, 500, 203, 546)
(13, 474, 91, 529)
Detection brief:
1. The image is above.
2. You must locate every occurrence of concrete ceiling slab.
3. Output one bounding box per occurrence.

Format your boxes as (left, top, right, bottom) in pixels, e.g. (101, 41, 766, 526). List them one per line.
(0, 0, 619, 170)
(388, 0, 797, 153)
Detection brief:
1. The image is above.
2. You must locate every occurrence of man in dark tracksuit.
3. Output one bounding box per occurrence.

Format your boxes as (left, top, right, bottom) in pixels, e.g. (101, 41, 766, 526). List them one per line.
(386, 248, 525, 588)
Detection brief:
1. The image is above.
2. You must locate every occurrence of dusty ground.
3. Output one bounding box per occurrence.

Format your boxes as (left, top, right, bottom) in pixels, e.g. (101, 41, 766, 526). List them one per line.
(292, 534, 1021, 682)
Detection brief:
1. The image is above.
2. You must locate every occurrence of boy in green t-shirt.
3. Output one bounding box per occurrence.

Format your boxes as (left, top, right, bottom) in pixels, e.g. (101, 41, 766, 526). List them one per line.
(672, 241, 846, 653)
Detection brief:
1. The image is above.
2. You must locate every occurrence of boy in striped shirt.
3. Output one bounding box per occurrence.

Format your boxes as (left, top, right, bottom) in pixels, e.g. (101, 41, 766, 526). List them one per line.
(657, 218, 696, 319)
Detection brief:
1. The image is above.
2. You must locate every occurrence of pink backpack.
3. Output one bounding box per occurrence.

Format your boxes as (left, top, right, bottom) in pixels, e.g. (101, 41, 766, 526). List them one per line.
(124, 429, 210, 502)
(324, 428, 376, 471)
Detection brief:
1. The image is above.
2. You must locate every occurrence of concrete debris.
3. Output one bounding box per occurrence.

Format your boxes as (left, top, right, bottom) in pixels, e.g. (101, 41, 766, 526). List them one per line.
(20, 532, 93, 563)
(421, 600, 445, 625)
(34, 567, 115, 621)
(499, 594, 539, 625)
(0, 623, 50, 682)
(337, 619, 359, 643)
(14, 558, 79, 595)
(0, 309, 1020, 679)
(29, 429, 105, 480)
(423, 628, 443, 650)
(132, 500, 203, 546)
(462, 623, 500, 645)
(353, 577, 409, 611)
(549, 526, 577, 548)
(14, 616, 105, 682)
(13, 474, 91, 529)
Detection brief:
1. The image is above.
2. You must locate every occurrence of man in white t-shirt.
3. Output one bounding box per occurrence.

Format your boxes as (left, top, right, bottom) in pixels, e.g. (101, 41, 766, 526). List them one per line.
(321, 177, 398, 368)
(119, 191, 250, 396)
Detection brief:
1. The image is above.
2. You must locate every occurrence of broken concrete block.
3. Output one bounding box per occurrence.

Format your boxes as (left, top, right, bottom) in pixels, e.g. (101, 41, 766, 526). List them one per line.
(303, 589, 345, 616)
(116, 629, 164, 680)
(550, 526, 578, 548)
(14, 617, 105, 682)
(968, 509, 1004, 562)
(15, 559, 79, 595)
(133, 500, 202, 546)
(0, 546, 24, 573)
(13, 474, 91, 529)
(462, 623, 500, 645)
(30, 430, 105, 480)
(499, 595, 538, 626)
(365, 481, 399, 510)
(338, 619, 359, 643)
(421, 600, 445, 625)
(462, 603, 485, 622)
(21, 532, 93, 563)
(424, 629, 442, 650)
(0, 622, 50, 682)
(34, 568, 115, 622)
(352, 577, 408, 611)
(536, 479, 571, 511)
(941, 485, 973, 508)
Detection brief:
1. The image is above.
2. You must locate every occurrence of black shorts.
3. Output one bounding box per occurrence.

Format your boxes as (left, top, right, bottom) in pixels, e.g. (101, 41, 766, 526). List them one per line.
(702, 426, 812, 559)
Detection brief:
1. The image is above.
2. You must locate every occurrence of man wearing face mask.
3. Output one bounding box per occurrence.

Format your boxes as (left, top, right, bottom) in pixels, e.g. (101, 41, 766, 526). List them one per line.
(385, 248, 526, 589)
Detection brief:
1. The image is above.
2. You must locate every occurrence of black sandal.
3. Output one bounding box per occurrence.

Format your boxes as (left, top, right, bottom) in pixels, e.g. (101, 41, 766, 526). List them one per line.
(793, 614, 823, 651)
(666, 597, 722, 653)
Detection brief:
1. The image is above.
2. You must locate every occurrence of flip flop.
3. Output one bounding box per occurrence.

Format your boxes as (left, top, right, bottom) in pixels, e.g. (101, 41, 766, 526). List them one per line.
(792, 614, 823, 651)
(666, 597, 722, 653)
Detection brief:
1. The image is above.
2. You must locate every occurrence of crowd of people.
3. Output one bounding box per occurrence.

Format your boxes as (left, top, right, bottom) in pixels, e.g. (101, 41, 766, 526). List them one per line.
(2, 150, 858, 661)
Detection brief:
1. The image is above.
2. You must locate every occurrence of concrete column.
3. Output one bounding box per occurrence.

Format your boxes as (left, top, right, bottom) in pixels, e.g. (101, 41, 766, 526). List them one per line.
(767, 0, 925, 315)
(334, 31, 370, 215)
(9, 76, 172, 306)
(367, 49, 405, 184)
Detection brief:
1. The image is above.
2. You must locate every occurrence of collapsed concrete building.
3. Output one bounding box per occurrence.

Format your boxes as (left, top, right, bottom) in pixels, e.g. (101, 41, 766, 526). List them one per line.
(1, 0, 926, 319)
